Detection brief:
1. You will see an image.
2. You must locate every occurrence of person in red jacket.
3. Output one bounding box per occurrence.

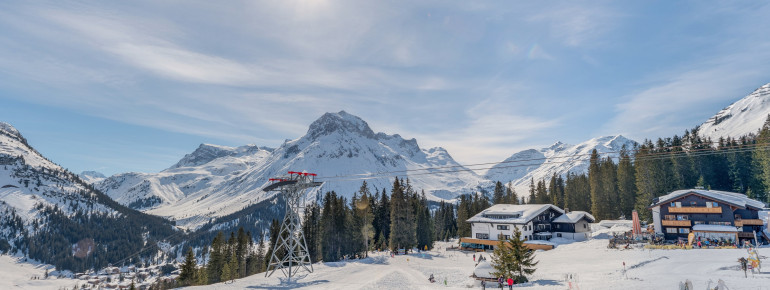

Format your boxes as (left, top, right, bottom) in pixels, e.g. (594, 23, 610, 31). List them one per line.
(507, 277, 514, 289)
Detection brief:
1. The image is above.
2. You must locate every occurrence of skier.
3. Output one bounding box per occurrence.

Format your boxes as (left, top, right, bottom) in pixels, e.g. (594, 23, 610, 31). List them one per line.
(473, 253, 476, 262)
(429, 273, 435, 283)
(507, 277, 513, 290)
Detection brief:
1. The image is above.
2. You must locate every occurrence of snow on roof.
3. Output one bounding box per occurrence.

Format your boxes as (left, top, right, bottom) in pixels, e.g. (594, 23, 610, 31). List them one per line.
(597, 220, 633, 228)
(473, 261, 495, 279)
(552, 211, 595, 223)
(692, 224, 739, 233)
(466, 204, 564, 224)
(653, 189, 766, 209)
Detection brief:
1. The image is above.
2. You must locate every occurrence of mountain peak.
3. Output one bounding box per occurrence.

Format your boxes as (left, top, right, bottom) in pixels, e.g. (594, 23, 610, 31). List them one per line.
(0, 122, 23, 142)
(80, 171, 106, 178)
(306, 111, 376, 140)
(170, 143, 236, 169)
(698, 82, 770, 140)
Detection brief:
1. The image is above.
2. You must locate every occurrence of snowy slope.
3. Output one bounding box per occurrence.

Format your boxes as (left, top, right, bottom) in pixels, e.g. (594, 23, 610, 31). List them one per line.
(0, 122, 178, 273)
(98, 111, 489, 230)
(182, 239, 770, 290)
(0, 122, 114, 228)
(698, 83, 770, 140)
(485, 136, 636, 196)
(97, 143, 275, 227)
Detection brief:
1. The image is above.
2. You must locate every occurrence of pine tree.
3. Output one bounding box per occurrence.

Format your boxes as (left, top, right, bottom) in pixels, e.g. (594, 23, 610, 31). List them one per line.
(235, 227, 248, 278)
(527, 178, 536, 204)
(178, 247, 197, 286)
(207, 232, 225, 284)
(491, 228, 538, 283)
(589, 149, 602, 218)
(493, 181, 505, 204)
(617, 146, 637, 218)
(505, 182, 519, 204)
(389, 178, 416, 252)
(753, 115, 770, 199)
(196, 266, 208, 285)
(600, 156, 619, 219)
(220, 261, 231, 284)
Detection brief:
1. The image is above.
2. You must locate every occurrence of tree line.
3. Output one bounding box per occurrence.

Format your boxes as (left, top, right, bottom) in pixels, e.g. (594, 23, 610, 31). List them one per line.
(515, 116, 770, 222)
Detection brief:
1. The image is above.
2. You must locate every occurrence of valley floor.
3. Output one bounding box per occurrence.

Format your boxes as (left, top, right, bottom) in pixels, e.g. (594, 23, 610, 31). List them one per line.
(187, 239, 770, 290)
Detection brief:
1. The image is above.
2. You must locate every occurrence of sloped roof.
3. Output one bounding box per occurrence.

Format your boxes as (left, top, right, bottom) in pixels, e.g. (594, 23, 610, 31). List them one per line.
(552, 211, 595, 223)
(466, 204, 564, 224)
(651, 189, 766, 209)
(473, 261, 495, 279)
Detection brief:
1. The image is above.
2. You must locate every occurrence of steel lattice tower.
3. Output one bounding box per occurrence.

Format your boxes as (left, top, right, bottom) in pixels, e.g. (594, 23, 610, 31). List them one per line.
(263, 171, 322, 278)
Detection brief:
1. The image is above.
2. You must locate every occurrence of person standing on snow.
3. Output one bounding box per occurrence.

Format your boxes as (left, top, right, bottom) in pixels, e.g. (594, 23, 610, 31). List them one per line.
(507, 277, 513, 290)
(473, 254, 476, 262)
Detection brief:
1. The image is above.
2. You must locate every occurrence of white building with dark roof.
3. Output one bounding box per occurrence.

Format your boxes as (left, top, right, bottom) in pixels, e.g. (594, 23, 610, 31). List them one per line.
(552, 211, 595, 241)
(461, 204, 592, 250)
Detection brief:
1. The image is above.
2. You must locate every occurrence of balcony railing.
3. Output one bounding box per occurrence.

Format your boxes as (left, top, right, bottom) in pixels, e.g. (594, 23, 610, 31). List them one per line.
(737, 232, 755, 238)
(735, 219, 764, 226)
(668, 207, 722, 214)
(661, 220, 691, 227)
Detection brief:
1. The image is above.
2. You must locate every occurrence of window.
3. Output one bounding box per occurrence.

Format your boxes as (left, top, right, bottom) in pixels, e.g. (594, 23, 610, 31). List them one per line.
(676, 215, 689, 221)
(690, 201, 697, 206)
(498, 234, 510, 240)
(583, 223, 587, 229)
(670, 202, 676, 207)
(666, 228, 677, 234)
(496, 225, 509, 230)
(694, 221, 705, 225)
(709, 221, 731, 226)
(476, 233, 489, 239)
(664, 215, 676, 221)
(678, 228, 690, 234)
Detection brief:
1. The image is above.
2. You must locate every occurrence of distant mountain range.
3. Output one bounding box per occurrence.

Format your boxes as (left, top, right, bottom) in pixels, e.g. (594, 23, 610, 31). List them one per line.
(484, 135, 636, 195)
(96, 111, 489, 229)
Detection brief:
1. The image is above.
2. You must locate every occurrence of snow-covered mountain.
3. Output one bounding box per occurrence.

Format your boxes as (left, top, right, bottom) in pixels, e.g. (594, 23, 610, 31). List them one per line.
(98, 111, 489, 230)
(698, 83, 770, 140)
(79, 170, 106, 184)
(0, 122, 176, 272)
(484, 135, 637, 196)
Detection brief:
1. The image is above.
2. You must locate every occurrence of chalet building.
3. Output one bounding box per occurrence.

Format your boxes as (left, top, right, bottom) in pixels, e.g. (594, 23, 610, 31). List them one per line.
(552, 211, 595, 241)
(460, 204, 593, 250)
(649, 188, 768, 243)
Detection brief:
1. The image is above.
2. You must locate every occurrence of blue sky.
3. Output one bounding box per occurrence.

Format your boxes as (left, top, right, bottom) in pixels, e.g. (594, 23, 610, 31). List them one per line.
(1, 1, 770, 176)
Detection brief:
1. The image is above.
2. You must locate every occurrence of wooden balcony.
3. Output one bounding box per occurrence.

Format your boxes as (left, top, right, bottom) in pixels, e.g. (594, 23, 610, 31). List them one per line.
(668, 207, 722, 214)
(737, 232, 755, 238)
(735, 219, 764, 226)
(661, 220, 691, 227)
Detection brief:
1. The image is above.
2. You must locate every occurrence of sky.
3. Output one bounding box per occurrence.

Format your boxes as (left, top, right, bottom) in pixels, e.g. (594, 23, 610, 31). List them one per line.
(1, 0, 770, 176)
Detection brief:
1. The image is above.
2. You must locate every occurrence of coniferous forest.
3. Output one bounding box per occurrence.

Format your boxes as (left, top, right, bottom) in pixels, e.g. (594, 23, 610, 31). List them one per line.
(515, 118, 770, 222)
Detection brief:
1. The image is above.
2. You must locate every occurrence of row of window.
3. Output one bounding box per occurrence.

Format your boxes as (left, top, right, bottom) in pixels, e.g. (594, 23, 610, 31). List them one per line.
(663, 214, 689, 221)
(669, 201, 719, 208)
(496, 224, 532, 231)
(665, 227, 690, 234)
